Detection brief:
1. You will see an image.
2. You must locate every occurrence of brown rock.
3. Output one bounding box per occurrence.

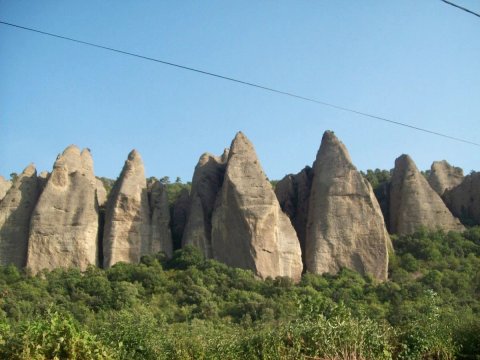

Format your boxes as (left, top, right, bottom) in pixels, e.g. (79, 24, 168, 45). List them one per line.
(443, 172, 480, 225)
(305, 131, 390, 280)
(27, 146, 99, 272)
(0, 176, 12, 201)
(171, 188, 190, 248)
(389, 154, 464, 235)
(103, 150, 150, 267)
(211, 132, 303, 281)
(275, 166, 313, 267)
(148, 180, 173, 257)
(428, 160, 464, 196)
(0, 164, 39, 267)
(96, 178, 108, 207)
(182, 151, 228, 258)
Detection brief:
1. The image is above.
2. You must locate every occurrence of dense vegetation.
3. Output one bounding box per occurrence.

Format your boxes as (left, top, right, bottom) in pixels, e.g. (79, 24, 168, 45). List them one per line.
(0, 228, 479, 359)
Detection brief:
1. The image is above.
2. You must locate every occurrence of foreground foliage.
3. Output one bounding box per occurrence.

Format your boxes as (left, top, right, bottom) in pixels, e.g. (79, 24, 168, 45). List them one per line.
(0, 228, 479, 359)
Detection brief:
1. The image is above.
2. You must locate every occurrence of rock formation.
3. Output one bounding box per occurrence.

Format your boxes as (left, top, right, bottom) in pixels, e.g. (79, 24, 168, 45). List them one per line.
(37, 171, 49, 193)
(96, 178, 108, 207)
(103, 150, 150, 267)
(27, 146, 99, 272)
(428, 160, 464, 196)
(148, 180, 173, 257)
(211, 132, 303, 281)
(182, 150, 228, 258)
(0, 176, 12, 201)
(171, 188, 190, 248)
(275, 166, 313, 266)
(389, 154, 464, 235)
(305, 131, 390, 280)
(443, 172, 480, 225)
(0, 164, 39, 267)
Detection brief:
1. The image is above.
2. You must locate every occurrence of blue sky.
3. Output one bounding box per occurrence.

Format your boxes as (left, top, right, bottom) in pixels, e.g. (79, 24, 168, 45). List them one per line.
(1, 1, 479, 182)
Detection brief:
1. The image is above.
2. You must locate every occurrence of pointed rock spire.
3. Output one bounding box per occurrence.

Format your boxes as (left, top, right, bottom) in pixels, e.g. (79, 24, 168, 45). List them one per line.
(182, 151, 228, 258)
(27, 147, 99, 272)
(0, 164, 39, 267)
(305, 131, 390, 280)
(211, 132, 303, 281)
(103, 150, 150, 267)
(389, 154, 464, 235)
(428, 160, 464, 196)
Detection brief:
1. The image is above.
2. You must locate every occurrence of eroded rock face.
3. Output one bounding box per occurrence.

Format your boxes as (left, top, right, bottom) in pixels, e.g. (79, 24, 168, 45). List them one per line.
(428, 160, 464, 196)
(182, 150, 228, 258)
(275, 166, 313, 267)
(171, 188, 190, 249)
(27, 146, 99, 272)
(96, 179, 108, 207)
(148, 180, 173, 257)
(0, 176, 12, 201)
(103, 150, 150, 267)
(305, 131, 389, 280)
(389, 154, 464, 235)
(211, 132, 303, 281)
(0, 164, 39, 267)
(443, 172, 480, 226)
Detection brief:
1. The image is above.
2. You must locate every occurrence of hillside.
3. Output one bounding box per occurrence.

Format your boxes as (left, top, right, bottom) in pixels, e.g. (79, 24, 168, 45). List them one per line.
(0, 228, 479, 359)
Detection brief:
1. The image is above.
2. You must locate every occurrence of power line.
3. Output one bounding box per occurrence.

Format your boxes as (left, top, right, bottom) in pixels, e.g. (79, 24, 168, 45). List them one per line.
(0, 19, 479, 147)
(440, 0, 480, 18)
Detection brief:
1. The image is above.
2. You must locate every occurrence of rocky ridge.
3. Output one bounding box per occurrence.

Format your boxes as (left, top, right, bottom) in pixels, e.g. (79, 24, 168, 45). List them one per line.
(0, 131, 475, 282)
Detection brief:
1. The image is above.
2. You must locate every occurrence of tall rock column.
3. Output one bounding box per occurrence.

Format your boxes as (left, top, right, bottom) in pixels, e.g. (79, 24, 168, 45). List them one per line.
(211, 132, 303, 281)
(305, 131, 390, 281)
(182, 150, 228, 258)
(389, 154, 464, 235)
(103, 150, 150, 267)
(0, 164, 39, 267)
(27, 146, 99, 272)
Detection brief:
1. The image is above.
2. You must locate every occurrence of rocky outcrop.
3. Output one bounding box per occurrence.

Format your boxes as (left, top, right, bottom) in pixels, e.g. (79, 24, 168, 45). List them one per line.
(443, 172, 480, 225)
(182, 150, 228, 258)
(211, 132, 303, 281)
(0, 176, 12, 201)
(103, 150, 150, 267)
(27, 146, 99, 272)
(96, 179, 108, 207)
(305, 131, 389, 280)
(275, 166, 313, 266)
(171, 188, 190, 249)
(428, 160, 464, 196)
(37, 172, 49, 193)
(148, 180, 173, 257)
(0, 164, 39, 267)
(390, 154, 464, 235)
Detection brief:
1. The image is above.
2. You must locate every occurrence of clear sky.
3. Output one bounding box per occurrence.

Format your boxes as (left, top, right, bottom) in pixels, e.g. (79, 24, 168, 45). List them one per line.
(1, 1, 479, 182)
